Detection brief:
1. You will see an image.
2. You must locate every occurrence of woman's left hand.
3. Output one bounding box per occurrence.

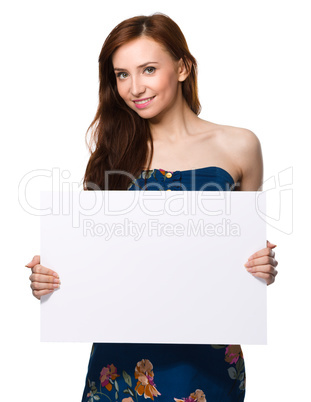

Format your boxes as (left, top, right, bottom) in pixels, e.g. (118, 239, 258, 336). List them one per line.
(244, 240, 278, 285)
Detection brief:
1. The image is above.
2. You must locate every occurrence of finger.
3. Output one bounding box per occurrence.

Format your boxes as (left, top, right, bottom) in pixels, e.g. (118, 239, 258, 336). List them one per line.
(25, 255, 40, 268)
(29, 273, 60, 284)
(245, 256, 277, 268)
(32, 289, 55, 300)
(248, 247, 275, 261)
(31, 264, 59, 278)
(267, 240, 277, 248)
(245, 264, 278, 277)
(30, 281, 60, 291)
(250, 271, 276, 286)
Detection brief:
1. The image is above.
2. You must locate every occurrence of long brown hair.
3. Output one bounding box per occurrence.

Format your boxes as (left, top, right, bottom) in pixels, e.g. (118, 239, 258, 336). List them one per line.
(83, 13, 201, 191)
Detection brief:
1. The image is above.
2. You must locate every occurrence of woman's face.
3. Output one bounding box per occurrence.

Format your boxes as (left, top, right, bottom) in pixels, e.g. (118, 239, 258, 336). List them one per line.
(112, 37, 185, 120)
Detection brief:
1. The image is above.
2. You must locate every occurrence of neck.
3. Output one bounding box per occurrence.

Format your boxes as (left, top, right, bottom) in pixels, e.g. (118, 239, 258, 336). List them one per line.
(148, 92, 199, 144)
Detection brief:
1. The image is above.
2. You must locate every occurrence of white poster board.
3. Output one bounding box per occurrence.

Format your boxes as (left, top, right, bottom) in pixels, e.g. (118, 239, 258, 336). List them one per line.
(40, 190, 267, 344)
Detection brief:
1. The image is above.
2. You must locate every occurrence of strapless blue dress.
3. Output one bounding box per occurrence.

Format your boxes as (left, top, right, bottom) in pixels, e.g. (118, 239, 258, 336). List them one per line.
(81, 167, 246, 402)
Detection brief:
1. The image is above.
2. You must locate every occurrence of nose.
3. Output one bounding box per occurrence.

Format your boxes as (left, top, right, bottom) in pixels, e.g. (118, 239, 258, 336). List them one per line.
(130, 75, 145, 97)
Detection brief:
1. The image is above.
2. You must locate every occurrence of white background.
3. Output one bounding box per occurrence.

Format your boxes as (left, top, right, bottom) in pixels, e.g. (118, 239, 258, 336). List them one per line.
(1, 0, 309, 400)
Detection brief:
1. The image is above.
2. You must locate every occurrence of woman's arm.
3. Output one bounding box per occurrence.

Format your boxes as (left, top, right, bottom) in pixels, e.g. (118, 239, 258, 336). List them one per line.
(234, 128, 263, 191)
(233, 128, 278, 285)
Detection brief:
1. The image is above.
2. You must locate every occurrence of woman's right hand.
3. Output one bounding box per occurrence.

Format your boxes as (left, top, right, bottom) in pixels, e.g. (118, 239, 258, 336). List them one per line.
(25, 255, 61, 300)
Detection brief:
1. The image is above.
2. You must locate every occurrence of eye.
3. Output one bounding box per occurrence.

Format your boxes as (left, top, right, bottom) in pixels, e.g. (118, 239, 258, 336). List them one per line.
(144, 67, 156, 75)
(116, 72, 128, 79)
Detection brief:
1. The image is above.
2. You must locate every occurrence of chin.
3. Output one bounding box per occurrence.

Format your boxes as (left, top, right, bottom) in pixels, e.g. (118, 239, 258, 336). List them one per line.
(132, 108, 159, 120)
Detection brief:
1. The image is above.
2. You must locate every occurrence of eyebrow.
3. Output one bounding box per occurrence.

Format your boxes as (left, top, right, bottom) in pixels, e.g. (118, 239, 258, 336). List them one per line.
(114, 62, 159, 71)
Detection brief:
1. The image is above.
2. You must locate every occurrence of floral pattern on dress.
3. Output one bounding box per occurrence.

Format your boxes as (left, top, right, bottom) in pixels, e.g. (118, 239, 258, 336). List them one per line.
(134, 359, 161, 400)
(100, 364, 120, 391)
(86, 359, 161, 402)
(127, 170, 156, 190)
(127, 169, 175, 190)
(174, 389, 207, 402)
(85, 347, 245, 401)
(211, 345, 246, 394)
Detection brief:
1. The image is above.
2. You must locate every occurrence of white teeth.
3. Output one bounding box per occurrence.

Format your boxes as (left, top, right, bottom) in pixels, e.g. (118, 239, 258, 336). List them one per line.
(135, 97, 153, 105)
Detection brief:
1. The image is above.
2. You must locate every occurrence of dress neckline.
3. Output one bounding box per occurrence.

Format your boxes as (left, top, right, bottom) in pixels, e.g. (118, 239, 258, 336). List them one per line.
(141, 166, 235, 184)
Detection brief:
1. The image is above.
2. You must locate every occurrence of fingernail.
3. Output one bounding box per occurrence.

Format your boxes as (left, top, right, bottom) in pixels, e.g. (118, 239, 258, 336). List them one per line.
(244, 261, 251, 267)
(52, 273, 59, 278)
(53, 284, 60, 288)
(53, 278, 60, 284)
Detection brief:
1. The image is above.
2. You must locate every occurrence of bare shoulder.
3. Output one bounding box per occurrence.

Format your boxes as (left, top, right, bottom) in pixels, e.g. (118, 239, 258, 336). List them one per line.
(222, 124, 263, 191)
(202, 120, 261, 152)
(200, 120, 263, 190)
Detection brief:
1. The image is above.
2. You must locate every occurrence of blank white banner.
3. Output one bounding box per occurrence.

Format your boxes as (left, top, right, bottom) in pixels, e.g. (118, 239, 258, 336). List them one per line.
(40, 190, 266, 344)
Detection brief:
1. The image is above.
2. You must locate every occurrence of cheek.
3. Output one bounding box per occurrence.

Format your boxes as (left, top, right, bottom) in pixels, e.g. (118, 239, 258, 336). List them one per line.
(158, 71, 179, 97)
(116, 82, 128, 102)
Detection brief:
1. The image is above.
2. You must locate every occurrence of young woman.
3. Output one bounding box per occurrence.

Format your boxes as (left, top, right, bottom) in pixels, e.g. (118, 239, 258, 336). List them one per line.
(26, 13, 278, 402)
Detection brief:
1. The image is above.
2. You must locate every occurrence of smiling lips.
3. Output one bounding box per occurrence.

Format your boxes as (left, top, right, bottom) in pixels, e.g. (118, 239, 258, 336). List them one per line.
(133, 96, 155, 109)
